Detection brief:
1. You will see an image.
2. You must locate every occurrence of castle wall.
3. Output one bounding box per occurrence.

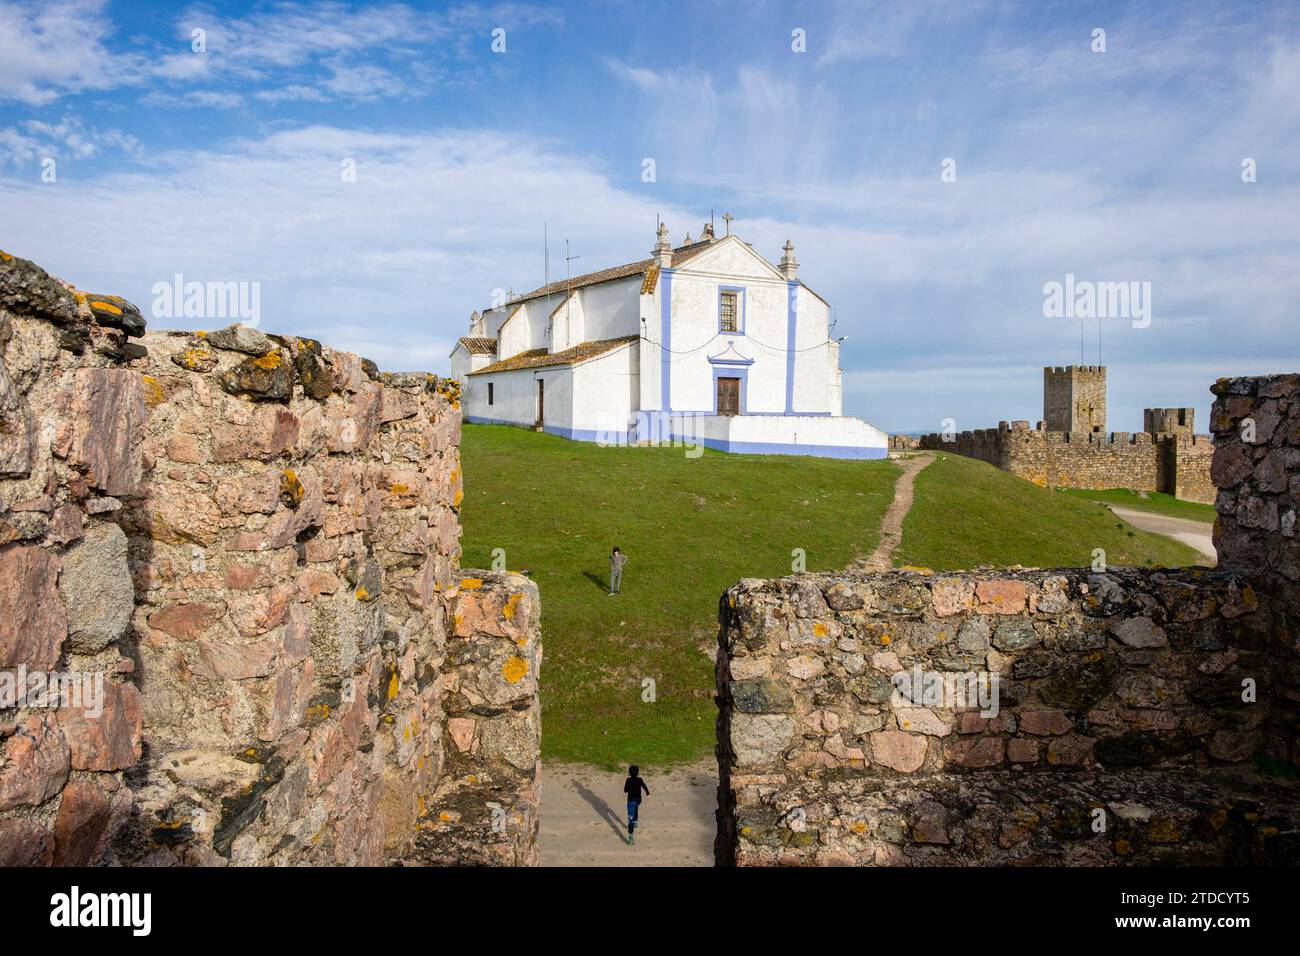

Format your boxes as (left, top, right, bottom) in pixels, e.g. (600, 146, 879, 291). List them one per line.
(0, 251, 540, 866)
(919, 423, 1216, 505)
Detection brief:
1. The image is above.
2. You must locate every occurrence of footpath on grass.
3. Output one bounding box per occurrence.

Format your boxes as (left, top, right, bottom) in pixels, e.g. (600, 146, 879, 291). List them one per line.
(1108, 505, 1216, 565)
(857, 451, 935, 570)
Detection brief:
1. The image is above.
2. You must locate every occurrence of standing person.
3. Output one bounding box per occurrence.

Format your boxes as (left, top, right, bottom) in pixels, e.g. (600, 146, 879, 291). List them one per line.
(624, 765, 649, 844)
(609, 546, 626, 595)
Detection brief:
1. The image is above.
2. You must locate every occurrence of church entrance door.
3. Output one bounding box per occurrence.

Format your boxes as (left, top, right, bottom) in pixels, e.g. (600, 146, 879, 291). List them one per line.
(716, 377, 740, 416)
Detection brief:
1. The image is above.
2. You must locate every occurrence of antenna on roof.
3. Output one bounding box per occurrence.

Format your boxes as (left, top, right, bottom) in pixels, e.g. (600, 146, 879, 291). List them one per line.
(565, 239, 580, 286)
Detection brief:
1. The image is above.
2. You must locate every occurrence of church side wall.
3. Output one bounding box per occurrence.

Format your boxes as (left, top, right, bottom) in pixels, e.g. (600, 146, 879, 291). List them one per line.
(571, 347, 637, 440)
(578, 277, 641, 343)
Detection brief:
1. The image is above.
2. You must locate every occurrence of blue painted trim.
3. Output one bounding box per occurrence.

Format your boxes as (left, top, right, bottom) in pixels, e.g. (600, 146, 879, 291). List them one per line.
(707, 353, 755, 366)
(784, 280, 798, 414)
(717, 284, 746, 335)
(711, 366, 748, 415)
(660, 269, 673, 412)
(673, 433, 887, 460)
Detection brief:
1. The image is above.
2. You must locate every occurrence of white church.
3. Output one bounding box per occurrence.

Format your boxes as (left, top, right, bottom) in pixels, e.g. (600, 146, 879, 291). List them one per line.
(450, 221, 887, 459)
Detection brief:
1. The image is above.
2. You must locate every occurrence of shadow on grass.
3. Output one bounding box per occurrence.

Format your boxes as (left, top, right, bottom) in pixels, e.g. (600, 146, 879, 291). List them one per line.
(582, 570, 611, 593)
(574, 782, 627, 844)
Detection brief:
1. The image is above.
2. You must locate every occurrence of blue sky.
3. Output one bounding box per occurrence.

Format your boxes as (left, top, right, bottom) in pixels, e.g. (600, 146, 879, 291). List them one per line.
(2, 0, 1298, 433)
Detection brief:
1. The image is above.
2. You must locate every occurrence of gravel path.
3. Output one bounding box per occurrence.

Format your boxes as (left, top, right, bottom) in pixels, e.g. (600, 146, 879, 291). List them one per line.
(539, 761, 716, 866)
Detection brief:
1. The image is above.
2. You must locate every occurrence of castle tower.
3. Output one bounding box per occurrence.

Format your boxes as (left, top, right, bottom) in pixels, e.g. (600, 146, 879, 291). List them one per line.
(1144, 407, 1195, 438)
(1043, 365, 1106, 433)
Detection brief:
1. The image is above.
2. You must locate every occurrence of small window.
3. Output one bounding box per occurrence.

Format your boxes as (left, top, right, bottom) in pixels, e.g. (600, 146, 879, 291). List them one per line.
(488, 382, 494, 406)
(720, 290, 738, 332)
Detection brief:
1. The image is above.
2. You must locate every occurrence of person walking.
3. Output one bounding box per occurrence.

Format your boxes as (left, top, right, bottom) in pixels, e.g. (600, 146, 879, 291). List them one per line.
(624, 765, 649, 844)
(609, 546, 626, 595)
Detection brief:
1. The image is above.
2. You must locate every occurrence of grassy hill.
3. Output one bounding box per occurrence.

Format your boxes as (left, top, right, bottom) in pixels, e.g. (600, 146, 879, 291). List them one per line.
(460, 429, 1207, 769)
(458, 424, 898, 769)
(1058, 487, 1216, 523)
(894, 452, 1205, 570)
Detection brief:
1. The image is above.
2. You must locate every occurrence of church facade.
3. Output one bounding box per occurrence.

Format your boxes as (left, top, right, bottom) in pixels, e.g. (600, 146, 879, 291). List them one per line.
(450, 222, 887, 458)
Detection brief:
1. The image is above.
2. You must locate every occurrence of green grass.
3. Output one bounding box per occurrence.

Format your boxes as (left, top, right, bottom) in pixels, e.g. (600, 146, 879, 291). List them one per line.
(894, 453, 1205, 571)
(1057, 487, 1216, 524)
(458, 424, 898, 769)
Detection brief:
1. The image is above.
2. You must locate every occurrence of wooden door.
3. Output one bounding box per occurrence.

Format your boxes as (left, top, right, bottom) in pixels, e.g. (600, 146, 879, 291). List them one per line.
(716, 377, 740, 416)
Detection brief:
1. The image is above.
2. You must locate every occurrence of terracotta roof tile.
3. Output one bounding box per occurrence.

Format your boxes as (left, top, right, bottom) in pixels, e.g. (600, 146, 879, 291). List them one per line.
(640, 264, 660, 294)
(456, 337, 498, 355)
(468, 335, 639, 375)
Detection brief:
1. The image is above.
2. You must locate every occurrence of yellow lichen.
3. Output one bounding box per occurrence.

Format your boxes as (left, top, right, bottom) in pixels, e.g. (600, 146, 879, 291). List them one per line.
(141, 375, 164, 407)
(813, 622, 827, 637)
(460, 577, 484, 590)
(387, 671, 399, 700)
(355, 585, 369, 601)
(503, 593, 522, 620)
(252, 351, 282, 369)
(90, 299, 122, 315)
(390, 482, 409, 494)
(502, 655, 528, 683)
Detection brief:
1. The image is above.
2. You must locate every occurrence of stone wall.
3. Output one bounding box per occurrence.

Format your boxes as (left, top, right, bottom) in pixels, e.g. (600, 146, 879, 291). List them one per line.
(919, 422, 1215, 505)
(0, 250, 540, 866)
(1209, 374, 1300, 771)
(715, 568, 1296, 865)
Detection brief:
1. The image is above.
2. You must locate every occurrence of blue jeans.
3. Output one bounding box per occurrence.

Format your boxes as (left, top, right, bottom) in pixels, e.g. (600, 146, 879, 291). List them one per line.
(610, 570, 621, 593)
(627, 800, 640, 829)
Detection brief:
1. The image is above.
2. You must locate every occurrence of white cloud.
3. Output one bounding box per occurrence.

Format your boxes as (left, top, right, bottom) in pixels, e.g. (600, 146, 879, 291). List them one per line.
(0, 114, 140, 163)
(0, 0, 145, 104)
(0, 125, 694, 374)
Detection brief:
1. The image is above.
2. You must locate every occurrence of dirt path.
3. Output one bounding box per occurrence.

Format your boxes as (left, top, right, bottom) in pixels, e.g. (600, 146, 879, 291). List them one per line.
(539, 760, 716, 866)
(1109, 506, 1217, 565)
(857, 452, 934, 571)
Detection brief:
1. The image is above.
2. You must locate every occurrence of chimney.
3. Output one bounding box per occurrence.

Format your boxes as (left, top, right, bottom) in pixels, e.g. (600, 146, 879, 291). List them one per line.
(779, 239, 799, 280)
(653, 221, 673, 267)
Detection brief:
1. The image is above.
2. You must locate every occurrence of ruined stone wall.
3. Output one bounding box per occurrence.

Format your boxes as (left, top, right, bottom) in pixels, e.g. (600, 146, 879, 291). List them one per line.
(715, 568, 1296, 866)
(1210, 374, 1300, 771)
(0, 250, 540, 866)
(918, 423, 1215, 505)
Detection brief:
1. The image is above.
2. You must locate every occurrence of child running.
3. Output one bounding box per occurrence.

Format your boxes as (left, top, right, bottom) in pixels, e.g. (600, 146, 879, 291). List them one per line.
(623, 764, 649, 844)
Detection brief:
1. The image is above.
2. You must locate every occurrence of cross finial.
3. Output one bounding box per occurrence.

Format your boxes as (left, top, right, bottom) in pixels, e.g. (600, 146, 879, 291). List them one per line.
(722, 212, 734, 235)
